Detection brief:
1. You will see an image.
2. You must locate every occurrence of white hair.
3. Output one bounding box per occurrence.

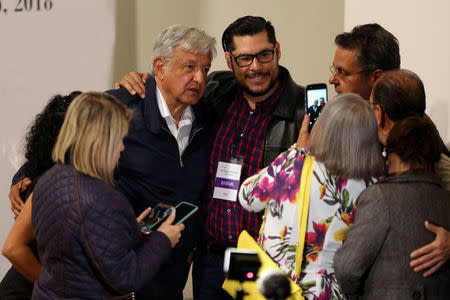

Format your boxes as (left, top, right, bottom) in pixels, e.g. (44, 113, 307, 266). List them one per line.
(151, 24, 216, 75)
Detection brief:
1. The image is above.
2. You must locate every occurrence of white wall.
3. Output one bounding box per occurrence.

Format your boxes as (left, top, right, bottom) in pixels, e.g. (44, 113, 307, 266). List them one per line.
(0, 0, 117, 277)
(345, 0, 450, 146)
(135, 0, 345, 90)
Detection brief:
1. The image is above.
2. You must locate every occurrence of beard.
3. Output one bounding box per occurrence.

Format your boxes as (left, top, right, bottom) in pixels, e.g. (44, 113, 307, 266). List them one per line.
(238, 74, 279, 98)
(231, 63, 280, 98)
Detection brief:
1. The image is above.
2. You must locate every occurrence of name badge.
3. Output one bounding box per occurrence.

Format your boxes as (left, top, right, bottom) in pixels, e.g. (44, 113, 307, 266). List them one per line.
(213, 159, 243, 202)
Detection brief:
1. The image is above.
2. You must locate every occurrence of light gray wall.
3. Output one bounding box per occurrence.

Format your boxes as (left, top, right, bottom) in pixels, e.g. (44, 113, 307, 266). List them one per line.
(134, 0, 344, 91)
(345, 0, 450, 146)
(0, 0, 120, 277)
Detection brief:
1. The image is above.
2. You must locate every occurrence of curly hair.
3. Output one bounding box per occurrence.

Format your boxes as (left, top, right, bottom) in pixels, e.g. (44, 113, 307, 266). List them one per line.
(22, 91, 82, 182)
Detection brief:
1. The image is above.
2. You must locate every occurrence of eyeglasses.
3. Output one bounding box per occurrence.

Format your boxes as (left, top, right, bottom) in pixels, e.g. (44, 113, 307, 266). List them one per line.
(230, 46, 276, 67)
(329, 65, 374, 78)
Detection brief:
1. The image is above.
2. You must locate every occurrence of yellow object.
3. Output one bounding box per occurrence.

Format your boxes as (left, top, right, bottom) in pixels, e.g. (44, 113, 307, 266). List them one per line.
(295, 155, 314, 276)
(222, 155, 314, 300)
(222, 230, 302, 300)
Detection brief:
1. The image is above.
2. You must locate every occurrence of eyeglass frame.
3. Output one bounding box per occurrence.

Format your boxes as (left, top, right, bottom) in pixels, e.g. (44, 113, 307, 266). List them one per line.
(229, 46, 277, 67)
(329, 65, 375, 78)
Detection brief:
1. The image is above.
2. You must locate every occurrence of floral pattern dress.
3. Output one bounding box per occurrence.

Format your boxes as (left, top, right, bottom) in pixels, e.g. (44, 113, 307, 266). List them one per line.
(239, 145, 370, 300)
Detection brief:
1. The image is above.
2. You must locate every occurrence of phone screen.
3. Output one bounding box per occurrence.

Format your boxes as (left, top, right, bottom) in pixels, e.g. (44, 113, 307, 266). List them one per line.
(172, 202, 198, 224)
(145, 202, 198, 232)
(139, 205, 172, 232)
(306, 83, 327, 131)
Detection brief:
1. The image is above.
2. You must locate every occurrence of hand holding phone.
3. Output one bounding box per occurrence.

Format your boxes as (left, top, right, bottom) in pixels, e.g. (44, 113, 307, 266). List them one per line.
(141, 201, 198, 233)
(139, 203, 173, 232)
(157, 211, 185, 248)
(296, 114, 311, 149)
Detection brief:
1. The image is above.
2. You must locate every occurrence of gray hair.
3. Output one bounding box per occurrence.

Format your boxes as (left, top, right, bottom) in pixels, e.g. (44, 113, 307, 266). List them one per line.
(151, 24, 217, 75)
(310, 93, 383, 180)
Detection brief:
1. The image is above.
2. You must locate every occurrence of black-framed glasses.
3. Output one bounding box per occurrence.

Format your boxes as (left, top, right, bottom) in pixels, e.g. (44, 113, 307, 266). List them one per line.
(329, 65, 374, 78)
(230, 46, 276, 67)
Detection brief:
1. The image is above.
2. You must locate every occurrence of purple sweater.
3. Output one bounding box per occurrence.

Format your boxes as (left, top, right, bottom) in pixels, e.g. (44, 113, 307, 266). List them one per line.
(31, 164, 172, 299)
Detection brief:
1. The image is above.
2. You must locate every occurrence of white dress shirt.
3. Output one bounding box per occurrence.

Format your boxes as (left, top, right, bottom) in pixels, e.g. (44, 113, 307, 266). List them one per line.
(156, 86, 194, 155)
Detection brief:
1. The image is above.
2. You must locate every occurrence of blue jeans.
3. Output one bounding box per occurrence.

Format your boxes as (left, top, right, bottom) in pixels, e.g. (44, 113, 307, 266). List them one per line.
(192, 243, 234, 300)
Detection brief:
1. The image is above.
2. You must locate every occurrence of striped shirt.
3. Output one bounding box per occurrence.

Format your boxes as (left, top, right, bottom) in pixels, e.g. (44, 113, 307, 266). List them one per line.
(204, 77, 287, 245)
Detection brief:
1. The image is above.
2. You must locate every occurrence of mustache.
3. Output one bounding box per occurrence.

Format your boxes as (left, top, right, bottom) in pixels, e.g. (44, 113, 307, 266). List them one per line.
(187, 83, 202, 90)
(246, 72, 269, 78)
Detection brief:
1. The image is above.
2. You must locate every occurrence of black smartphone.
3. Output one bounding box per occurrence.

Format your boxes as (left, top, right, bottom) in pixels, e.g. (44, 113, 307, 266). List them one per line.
(305, 83, 328, 131)
(145, 201, 198, 232)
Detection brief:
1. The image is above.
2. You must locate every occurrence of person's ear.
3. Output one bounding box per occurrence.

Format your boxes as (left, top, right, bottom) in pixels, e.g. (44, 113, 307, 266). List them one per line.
(377, 108, 395, 145)
(372, 69, 384, 85)
(384, 117, 395, 133)
(153, 57, 166, 80)
(225, 52, 232, 70)
(375, 105, 385, 128)
(275, 42, 281, 61)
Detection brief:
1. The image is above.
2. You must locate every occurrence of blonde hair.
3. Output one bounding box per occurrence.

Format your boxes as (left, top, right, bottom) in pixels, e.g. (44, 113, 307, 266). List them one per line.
(52, 92, 133, 185)
(310, 93, 383, 181)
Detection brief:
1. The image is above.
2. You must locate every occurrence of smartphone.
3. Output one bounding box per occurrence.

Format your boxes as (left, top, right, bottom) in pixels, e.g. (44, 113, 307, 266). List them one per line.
(145, 201, 198, 232)
(139, 204, 173, 232)
(305, 83, 328, 131)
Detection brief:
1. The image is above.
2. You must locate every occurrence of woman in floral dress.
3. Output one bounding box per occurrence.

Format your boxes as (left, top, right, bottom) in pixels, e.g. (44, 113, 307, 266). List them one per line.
(239, 93, 383, 299)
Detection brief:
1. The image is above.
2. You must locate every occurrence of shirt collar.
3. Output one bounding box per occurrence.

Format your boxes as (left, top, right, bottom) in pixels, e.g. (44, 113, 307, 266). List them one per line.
(156, 85, 194, 125)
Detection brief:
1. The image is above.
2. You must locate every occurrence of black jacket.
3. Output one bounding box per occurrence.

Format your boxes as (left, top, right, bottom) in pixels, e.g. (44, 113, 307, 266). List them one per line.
(204, 66, 305, 167)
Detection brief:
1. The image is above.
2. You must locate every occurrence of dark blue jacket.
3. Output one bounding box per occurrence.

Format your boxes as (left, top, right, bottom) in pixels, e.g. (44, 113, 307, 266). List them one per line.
(32, 164, 172, 299)
(107, 77, 211, 251)
(107, 78, 212, 298)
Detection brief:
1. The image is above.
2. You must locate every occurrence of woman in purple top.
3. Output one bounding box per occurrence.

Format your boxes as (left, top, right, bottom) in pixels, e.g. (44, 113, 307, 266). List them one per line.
(3, 92, 184, 299)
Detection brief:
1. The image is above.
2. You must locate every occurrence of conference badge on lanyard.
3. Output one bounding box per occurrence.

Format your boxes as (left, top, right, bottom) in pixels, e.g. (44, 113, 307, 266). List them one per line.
(213, 157, 243, 202)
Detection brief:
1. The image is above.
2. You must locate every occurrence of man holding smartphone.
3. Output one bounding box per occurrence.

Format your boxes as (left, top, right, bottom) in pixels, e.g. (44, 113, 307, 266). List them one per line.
(114, 16, 305, 299)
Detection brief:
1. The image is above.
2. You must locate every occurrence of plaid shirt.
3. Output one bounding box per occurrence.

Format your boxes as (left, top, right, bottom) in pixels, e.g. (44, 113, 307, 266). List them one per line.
(204, 78, 287, 246)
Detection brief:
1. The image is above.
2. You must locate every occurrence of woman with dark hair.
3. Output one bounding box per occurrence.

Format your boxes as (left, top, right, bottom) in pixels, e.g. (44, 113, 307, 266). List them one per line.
(334, 115, 450, 299)
(0, 91, 81, 300)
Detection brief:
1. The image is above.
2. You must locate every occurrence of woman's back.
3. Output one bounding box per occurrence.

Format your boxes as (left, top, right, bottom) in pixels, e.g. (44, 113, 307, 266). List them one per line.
(240, 147, 370, 299)
(240, 93, 382, 299)
(335, 115, 450, 299)
(338, 172, 450, 299)
(32, 164, 143, 299)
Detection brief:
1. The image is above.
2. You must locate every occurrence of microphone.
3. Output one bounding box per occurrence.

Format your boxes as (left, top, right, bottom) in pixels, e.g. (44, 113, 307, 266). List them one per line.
(257, 269, 291, 300)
